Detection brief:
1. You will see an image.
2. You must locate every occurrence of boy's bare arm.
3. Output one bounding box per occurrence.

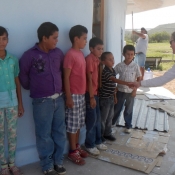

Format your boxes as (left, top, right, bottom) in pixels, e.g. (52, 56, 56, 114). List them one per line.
(64, 68, 74, 108)
(110, 76, 129, 86)
(114, 92, 117, 104)
(131, 76, 142, 97)
(114, 87, 118, 104)
(137, 76, 142, 82)
(87, 72, 96, 108)
(15, 77, 24, 117)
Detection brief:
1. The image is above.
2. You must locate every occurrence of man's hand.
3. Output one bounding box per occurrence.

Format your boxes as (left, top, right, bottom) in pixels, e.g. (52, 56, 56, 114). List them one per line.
(90, 97, 96, 109)
(132, 30, 136, 35)
(66, 97, 74, 108)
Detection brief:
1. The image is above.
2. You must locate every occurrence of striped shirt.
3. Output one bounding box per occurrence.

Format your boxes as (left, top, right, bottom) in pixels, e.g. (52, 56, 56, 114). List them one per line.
(99, 66, 116, 98)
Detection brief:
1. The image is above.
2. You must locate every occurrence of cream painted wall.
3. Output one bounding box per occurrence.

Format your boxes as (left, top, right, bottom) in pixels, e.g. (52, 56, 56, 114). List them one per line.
(0, 0, 93, 166)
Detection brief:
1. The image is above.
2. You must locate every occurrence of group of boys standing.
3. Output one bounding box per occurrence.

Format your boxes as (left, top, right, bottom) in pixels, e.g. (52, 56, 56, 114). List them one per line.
(0, 22, 142, 175)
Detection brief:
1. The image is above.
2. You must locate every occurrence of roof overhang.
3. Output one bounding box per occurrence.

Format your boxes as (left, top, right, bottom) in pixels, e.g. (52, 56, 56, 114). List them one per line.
(127, 0, 175, 14)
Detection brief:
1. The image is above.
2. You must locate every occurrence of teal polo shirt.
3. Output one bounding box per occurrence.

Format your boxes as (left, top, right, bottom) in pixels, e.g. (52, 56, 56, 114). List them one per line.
(0, 51, 19, 108)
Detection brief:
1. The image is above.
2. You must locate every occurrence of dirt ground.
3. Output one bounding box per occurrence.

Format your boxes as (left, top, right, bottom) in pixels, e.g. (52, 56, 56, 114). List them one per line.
(153, 71, 175, 94)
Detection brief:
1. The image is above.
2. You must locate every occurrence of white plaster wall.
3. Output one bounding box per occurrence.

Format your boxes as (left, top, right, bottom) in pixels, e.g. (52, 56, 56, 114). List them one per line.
(0, 0, 93, 166)
(103, 0, 127, 65)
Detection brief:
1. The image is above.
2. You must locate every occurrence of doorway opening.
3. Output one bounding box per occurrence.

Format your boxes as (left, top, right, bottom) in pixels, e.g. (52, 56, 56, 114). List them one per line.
(92, 0, 104, 40)
(92, 0, 104, 88)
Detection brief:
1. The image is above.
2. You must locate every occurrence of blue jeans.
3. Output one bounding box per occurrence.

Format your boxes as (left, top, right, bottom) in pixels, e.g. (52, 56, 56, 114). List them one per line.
(85, 93, 102, 148)
(134, 53, 146, 67)
(100, 96, 114, 137)
(113, 91, 134, 129)
(32, 95, 66, 171)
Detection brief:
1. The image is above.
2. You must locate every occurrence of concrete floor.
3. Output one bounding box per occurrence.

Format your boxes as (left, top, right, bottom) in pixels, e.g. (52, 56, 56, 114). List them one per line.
(20, 116, 175, 175)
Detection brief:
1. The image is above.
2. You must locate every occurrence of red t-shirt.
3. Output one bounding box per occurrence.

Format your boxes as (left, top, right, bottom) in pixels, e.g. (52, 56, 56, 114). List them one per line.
(63, 48, 86, 94)
(86, 53, 100, 95)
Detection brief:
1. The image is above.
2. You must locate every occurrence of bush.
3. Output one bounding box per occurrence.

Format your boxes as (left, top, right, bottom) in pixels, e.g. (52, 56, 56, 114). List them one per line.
(149, 31, 170, 43)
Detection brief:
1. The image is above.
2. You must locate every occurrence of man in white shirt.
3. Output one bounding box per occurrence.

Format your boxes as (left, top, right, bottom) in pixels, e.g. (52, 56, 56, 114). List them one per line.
(128, 32, 175, 175)
(129, 31, 175, 89)
(132, 27, 149, 80)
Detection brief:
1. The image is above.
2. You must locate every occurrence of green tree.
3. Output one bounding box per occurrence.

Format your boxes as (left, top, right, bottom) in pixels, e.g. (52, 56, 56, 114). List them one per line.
(149, 31, 170, 43)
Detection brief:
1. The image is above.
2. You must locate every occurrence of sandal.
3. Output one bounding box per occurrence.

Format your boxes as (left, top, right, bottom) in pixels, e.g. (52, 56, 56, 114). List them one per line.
(9, 166, 23, 175)
(0, 167, 10, 175)
(68, 150, 85, 165)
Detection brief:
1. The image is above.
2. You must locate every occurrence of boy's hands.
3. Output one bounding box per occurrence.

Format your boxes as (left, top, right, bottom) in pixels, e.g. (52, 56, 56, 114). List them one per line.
(114, 97, 118, 104)
(114, 87, 118, 104)
(131, 90, 137, 97)
(66, 97, 74, 108)
(128, 81, 141, 89)
(90, 97, 96, 109)
(18, 104, 24, 117)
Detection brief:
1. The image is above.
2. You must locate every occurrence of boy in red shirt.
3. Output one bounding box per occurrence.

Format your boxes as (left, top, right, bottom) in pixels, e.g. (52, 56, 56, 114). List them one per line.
(85, 37, 107, 155)
(64, 25, 88, 165)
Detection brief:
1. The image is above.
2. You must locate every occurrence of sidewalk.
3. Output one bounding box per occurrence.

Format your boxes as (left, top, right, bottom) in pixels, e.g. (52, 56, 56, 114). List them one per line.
(20, 117, 175, 175)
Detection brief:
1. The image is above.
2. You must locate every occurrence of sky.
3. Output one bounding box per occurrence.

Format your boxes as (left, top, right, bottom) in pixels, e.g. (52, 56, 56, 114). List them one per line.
(125, 5, 175, 30)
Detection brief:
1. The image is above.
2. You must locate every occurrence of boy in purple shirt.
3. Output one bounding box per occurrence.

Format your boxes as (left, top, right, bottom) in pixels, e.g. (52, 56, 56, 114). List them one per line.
(19, 22, 66, 175)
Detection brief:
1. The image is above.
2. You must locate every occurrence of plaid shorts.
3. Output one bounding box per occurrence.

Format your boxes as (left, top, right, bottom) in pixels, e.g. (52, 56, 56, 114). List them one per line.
(66, 94, 86, 133)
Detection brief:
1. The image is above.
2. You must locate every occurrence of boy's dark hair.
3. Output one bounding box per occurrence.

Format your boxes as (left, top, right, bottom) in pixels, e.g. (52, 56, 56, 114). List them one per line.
(37, 22, 59, 42)
(123, 45, 135, 54)
(101, 52, 112, 61)
(89, 37, 103, 48)
(0, 26, 8, 37)
(69, 25, 88, 44)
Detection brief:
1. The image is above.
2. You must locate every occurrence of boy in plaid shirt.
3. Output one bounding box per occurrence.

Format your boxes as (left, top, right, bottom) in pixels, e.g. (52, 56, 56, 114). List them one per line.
(112, 45, 141, 133)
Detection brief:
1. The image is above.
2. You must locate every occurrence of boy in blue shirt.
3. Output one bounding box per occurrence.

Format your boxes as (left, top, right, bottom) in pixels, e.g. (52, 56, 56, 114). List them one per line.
(0, 26, 24, 175)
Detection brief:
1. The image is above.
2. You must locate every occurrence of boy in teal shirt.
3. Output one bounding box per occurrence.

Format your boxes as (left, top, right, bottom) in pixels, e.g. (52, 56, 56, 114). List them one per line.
(0, 26, 24, 175)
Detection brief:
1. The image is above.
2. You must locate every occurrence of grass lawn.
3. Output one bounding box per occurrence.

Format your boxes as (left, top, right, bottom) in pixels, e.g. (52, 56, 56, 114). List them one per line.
(147, 42, 175, 70)
(147, 42, 174, 60)
(157, 61, 174, 71)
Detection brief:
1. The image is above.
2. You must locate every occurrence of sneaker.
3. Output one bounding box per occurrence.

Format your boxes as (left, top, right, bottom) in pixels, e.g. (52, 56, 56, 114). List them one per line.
(96, 143, 107, 151)
(68, 150, 85, 165)
(104, 135, 116, 141)
(111, 124, 115, 128)
(43, 169, 58, 175)
(124, 128, 132, 134)
(76, 144, 88, 158)
(112, 127, 117, 134)
(9, 166, 23, 175)
(0, 167, 10, 175)
(85, 146, 100, 156)
(54, 165, 66, 175)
